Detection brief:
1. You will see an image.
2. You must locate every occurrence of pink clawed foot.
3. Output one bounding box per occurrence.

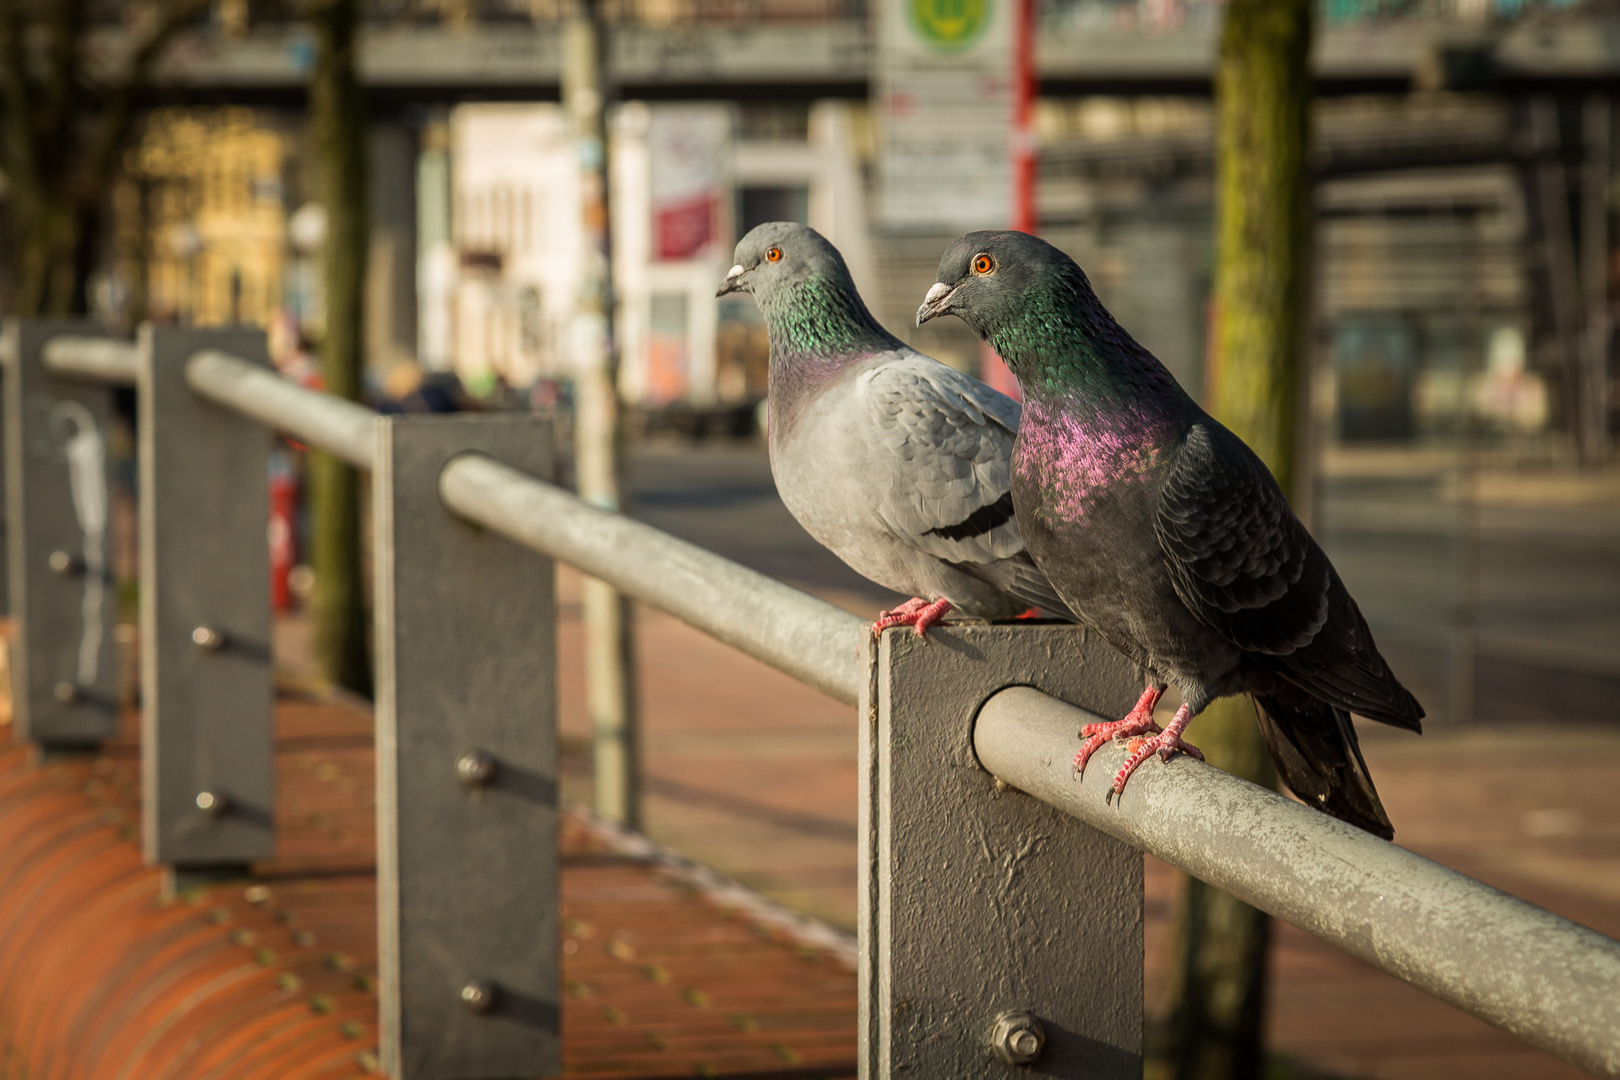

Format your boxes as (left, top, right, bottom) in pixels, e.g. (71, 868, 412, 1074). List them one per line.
(1073, 686, 1163, 773)
(871, 597, 953, 637)
(1105, 703, 1203, 804)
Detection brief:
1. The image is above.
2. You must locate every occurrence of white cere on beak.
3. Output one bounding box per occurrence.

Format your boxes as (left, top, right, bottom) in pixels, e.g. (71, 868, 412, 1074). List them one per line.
(924, 282, 952, 305)
(726, 264, 745, 280)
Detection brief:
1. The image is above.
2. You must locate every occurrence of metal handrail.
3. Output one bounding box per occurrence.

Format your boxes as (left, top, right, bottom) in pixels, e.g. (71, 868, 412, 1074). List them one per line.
(439, 454, 865, 704)
(184, 347, 866, 701)
(186, 350, 375, 469)
(976, 687, 1620, 1077)
(38, 334, 1620, 1077)
(42, 336, 139, 385)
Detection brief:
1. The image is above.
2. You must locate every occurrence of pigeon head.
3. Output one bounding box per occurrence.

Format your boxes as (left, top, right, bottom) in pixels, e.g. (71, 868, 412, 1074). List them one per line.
(717, 221, 848, 303)
(920, 230, 1191, 407)
(915, 230, 1077, 340)
(717, 221, 899, 361)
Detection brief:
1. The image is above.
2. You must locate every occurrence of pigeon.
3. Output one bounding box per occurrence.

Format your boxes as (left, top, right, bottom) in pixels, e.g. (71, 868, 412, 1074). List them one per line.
(917, 230, 1421, 839)
(717, 221, 1073, 635)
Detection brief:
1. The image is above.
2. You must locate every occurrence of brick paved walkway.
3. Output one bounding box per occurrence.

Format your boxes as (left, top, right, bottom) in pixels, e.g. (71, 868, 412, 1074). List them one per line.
(0, 694, 857, 1080)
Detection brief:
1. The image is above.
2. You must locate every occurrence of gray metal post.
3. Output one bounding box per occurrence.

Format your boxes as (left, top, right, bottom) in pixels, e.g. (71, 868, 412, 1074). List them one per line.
(374, 414, 560, 1080)
(1, 319, 121, 747)
(864, 624, 1144, 1079)
(138, 327, 275, 885)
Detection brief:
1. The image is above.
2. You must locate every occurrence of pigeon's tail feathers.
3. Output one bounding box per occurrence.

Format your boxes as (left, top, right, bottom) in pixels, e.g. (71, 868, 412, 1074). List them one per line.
(1006, 560, 1077, 621)
(954, 552, 1078, 621)
(1284, 579, 1426, 734)
(1253, 692, 1395, 841)
(1300, 663, 1425, 734)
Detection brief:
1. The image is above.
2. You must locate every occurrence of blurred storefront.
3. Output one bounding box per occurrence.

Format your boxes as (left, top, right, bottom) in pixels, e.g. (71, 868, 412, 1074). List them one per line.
(109, 109, 292, 332)
(434, 98, 871, 413)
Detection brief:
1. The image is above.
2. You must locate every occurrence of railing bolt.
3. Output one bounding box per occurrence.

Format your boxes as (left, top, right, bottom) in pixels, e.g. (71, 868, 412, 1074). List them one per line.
(455, 750, 498, 789)
(460, 980, 499, 1015)
(991, 1010, 1045, 1066)
(192, 626, 227, 651)
(196, 791, 230, 816)
(53, 681, 79, 704)
(48, 549, 83, 576)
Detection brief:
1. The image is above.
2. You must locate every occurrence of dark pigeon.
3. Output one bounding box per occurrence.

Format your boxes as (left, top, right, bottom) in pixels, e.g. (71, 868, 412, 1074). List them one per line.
(917, 230, 1421, 839)
(718, 221, 1073, 634)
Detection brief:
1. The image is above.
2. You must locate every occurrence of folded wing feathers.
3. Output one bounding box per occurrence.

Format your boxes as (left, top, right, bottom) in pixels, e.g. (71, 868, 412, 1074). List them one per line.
(861, 354, 1030, 566)
(1157, 423, 1422, 730)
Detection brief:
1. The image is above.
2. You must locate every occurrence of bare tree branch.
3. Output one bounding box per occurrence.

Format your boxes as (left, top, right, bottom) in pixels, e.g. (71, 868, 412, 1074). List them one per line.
(2, 0, 222, 314)
(39, 0, 87, 178)
(0, 0, 41, 201)
(79, 0, 217, 209)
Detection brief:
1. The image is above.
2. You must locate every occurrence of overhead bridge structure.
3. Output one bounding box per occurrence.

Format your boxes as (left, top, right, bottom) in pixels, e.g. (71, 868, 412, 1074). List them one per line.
(87, 14, 1620, 105)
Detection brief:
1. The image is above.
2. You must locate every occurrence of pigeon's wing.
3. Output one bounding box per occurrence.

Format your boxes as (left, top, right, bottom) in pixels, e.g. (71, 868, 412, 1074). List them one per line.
(1254, 691, 1395, 839)
(855, 354, 1028, 569)
(1154, 421, 1422, 730)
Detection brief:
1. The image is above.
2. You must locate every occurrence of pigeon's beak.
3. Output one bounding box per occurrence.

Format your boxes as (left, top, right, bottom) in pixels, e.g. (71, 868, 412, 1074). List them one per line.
(915, 282, 958, 327)
(716, 264, 747, 297)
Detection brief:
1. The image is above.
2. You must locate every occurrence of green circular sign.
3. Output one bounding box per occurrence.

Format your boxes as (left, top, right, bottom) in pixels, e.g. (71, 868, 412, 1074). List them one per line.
(910, 0, 989, 51)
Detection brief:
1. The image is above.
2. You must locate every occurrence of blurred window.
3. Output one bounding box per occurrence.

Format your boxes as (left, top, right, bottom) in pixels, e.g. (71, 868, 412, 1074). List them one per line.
(738, 186, 809, 235)
(1333, 318, 1418, 442)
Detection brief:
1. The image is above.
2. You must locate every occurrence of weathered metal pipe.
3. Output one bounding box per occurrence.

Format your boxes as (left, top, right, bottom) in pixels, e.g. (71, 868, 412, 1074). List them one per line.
(89, 340, 1620, 1071)
(41, 336, 139, 386)
(973, 685, 1620, 1079)
(184, 349, 374, 469)
(438, 453, 867, 706)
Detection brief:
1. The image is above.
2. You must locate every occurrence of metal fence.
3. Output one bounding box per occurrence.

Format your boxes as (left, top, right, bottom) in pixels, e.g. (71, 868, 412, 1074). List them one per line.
(5, 319, 1618, 1079)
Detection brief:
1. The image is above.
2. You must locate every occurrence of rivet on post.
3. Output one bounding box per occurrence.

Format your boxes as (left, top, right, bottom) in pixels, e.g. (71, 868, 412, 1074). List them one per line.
(192, 626, 227, 651)
(460, 980, 499, 1015)
(48, 549, 84, 576)
(195, 791, 230, 817)
(53, 681, 79, 704)
(991, 1010, 1046, 1066)
(455, 750, 498, 789)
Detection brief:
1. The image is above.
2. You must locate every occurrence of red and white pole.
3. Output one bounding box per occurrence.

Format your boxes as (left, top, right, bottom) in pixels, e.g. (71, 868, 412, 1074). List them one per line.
(979, 0, 1036, 400)
(1012, 0, 1036, 234)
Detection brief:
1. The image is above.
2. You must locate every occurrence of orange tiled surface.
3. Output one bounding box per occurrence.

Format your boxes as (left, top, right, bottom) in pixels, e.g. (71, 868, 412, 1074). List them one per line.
(0, 697, 857, 1080)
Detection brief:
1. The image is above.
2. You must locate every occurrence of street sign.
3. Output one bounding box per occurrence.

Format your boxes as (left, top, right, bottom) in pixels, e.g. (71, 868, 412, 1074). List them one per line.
(876, 0, 1017, 230)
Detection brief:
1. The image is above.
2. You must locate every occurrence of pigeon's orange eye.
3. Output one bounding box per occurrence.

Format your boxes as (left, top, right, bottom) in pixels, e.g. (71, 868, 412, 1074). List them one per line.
(766, 247, 783, 262)
(972, 253, 995, 274)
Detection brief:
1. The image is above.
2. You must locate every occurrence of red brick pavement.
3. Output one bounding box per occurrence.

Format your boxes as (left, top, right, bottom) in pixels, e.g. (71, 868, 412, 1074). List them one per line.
(0, 695, 858, 1080)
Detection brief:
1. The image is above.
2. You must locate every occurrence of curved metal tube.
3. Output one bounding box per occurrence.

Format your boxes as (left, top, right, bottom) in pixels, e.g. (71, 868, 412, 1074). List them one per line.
(184, 350, 375, 469)
(439, 453, 867, 705)
(41, 337, 139, 386)
(974, 685, 1620, 1078)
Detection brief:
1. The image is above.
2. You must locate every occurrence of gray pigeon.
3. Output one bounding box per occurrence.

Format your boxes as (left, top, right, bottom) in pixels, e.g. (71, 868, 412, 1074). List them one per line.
(918, 230, 1421, 839)
(717, 221, 1072, 634)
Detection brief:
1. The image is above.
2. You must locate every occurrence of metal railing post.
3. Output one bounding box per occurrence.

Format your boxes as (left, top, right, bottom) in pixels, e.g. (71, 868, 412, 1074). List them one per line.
(1, 319, 121, 748)
(374, 414, 560, 1080)
(138, 326, 275, 887)
(863, 624, 1145, 1078)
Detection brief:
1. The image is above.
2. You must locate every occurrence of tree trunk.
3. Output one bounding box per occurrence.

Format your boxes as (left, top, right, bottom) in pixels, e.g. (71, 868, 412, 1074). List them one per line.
(1149, 0, 1312, 1075)
(308, 0, 371, 696)
(1207, 0, 1313, 494)
(1148, 698, 1279, 1080)
(564, 1, 640, 828)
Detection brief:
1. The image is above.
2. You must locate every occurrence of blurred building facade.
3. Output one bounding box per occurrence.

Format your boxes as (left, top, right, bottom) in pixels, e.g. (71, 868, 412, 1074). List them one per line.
(423, 97, 871, 409)
(18, 0, 1613, 731)
(109, 109, 292, 331)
